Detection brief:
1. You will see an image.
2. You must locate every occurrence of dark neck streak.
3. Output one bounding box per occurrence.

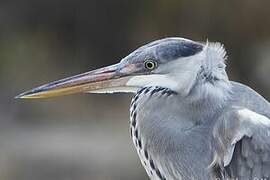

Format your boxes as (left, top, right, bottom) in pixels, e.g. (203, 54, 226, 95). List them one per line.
(131, 86, 177, 106)
(130, 86, 178, 180)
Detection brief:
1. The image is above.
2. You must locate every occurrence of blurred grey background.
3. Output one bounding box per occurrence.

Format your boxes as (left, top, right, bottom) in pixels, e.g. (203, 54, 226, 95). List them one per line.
(1, 0, 270, 180)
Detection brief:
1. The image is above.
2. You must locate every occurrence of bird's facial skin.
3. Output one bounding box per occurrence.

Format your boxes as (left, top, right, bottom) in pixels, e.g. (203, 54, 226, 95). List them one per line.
(16, 37, 208, 99)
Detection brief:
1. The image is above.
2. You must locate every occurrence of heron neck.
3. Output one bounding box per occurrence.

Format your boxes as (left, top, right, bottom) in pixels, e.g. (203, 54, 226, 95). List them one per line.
(185, 56, 232, 107)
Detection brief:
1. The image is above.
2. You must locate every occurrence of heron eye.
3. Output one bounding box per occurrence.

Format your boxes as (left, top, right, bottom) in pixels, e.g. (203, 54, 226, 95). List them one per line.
(144, 60, 157, 70)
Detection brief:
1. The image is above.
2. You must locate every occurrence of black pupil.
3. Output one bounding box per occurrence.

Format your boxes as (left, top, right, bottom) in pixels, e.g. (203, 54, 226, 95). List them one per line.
(147, 62, 154, 69)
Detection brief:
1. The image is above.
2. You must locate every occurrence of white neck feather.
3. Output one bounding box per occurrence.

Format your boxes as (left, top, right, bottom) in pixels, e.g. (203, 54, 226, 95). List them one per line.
(201, 42, 228, 80)
(188, 42, 232, 105)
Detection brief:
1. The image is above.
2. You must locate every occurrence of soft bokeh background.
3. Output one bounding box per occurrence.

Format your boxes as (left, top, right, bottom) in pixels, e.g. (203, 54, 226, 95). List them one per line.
(1, 0, 270, 180)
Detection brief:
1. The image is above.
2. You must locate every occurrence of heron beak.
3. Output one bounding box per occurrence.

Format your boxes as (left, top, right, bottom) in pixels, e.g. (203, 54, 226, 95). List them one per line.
(16, 63, 138, 99)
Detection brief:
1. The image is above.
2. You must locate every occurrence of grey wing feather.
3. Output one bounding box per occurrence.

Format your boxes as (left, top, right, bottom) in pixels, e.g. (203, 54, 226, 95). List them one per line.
(212, 107, 270, 180)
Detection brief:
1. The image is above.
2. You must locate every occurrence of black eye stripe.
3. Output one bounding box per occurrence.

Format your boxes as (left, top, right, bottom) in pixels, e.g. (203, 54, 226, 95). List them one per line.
(157, 41, 203, 60)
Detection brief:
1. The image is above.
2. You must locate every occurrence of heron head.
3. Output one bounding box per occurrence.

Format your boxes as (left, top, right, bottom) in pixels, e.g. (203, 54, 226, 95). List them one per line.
(16, 37, 228, 99)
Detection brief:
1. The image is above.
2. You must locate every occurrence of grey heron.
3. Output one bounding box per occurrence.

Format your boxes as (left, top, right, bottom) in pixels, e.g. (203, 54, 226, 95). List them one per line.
(16, 37, 270, 180)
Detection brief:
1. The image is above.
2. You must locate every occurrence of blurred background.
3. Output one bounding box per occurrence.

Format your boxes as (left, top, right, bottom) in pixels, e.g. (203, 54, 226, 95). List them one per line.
(1, 0, 270, 179)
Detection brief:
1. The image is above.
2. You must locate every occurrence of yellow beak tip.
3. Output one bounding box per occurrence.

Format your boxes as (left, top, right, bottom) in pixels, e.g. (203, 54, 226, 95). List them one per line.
(15, 91, 40, 99)
(15, 94, 30, 99)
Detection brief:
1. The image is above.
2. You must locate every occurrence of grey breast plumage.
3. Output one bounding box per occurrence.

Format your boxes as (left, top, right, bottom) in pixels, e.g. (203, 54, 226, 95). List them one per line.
(130, 87, 177, 180)
(130, 86, 217, 180)
(130, 82, 270, 180)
